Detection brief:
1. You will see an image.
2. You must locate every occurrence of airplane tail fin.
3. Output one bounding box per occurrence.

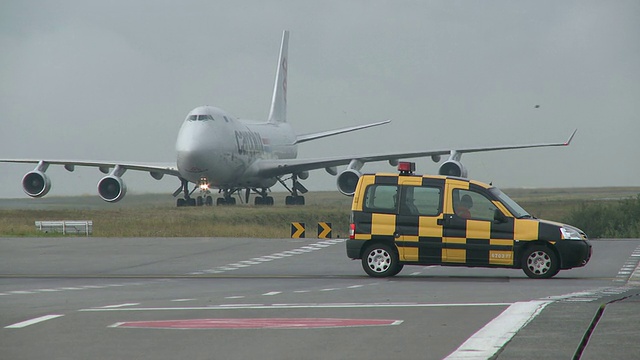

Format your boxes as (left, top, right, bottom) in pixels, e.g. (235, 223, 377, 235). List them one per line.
(267, 30, 289, 123)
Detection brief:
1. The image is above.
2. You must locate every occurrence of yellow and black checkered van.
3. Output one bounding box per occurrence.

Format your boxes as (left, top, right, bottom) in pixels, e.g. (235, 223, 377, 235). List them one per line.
(346, 163, 592, 279)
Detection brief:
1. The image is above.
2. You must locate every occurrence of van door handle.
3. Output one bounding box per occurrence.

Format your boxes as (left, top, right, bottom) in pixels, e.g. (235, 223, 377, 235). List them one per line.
(394, 232, 400, 239)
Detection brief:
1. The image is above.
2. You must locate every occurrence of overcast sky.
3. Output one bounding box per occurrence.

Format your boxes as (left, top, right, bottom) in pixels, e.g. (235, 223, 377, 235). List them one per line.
(1, 1, 638, 199)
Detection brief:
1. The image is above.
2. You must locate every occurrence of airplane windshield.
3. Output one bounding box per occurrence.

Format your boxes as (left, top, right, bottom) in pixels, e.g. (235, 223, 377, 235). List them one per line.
(187, 114, 215, 121)
(488, 188, 532, 219)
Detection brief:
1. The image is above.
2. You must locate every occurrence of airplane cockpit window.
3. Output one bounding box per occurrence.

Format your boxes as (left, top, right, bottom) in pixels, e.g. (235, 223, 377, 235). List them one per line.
(189, 115, 215, 121)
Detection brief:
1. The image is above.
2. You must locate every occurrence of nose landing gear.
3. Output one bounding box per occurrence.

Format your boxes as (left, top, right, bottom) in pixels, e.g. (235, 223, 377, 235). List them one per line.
(174, 178, 213, 207)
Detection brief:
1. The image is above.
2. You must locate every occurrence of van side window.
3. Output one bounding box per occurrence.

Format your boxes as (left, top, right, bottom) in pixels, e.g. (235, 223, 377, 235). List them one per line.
(363, 185, 398, 214)
(405, 186, 441, 216)
(453, 189, 497, 221)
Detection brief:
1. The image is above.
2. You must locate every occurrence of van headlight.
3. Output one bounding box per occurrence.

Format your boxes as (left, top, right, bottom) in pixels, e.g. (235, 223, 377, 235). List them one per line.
(561, 226, 582, 240)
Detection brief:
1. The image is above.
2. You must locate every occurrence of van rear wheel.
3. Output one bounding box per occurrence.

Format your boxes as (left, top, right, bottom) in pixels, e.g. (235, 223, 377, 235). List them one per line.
(522, 245, 559, 279)
(362, 243, 402, 277)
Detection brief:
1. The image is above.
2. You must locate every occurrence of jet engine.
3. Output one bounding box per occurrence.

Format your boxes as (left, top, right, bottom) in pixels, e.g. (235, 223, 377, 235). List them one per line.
(337, 159, 365, 196)
(337, 169, 361, 196)
(437, 150, 468, 178)
(22, 171, 51, 198)
(97, 175, 127, 202)
(438, 160, 468, 178)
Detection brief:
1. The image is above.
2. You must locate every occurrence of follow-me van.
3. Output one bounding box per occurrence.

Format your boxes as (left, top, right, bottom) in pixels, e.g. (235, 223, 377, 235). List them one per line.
(346, 162, 592, 279)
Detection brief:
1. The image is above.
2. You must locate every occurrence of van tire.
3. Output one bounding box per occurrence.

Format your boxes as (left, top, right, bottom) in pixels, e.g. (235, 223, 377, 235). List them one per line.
(522, 245, 559, 279)
(362, 243, 401, 277)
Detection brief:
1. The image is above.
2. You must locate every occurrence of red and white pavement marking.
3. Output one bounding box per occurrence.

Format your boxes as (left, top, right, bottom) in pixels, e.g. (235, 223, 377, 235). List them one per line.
(110, 318, 402, 329)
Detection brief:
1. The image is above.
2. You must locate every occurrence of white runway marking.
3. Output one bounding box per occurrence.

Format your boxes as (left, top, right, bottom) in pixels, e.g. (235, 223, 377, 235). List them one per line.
(624, 245, 640, 285)
(188, 239, 347, 275)
(444, 300, 551, 360)
(5, 314, 64, 329)
(0, 281, 164, 297)
(1, 239, 347, 298)
(97, 303, 140, 309)
(79, 302, 511, 312)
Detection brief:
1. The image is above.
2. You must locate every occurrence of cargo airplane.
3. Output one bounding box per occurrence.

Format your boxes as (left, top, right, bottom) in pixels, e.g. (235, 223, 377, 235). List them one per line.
(0, 31, 576, 206)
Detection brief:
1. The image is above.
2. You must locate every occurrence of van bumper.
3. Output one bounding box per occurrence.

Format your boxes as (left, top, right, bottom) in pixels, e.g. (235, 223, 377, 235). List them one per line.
(346, 239, 367, 259)
(557, 240, 592, 269)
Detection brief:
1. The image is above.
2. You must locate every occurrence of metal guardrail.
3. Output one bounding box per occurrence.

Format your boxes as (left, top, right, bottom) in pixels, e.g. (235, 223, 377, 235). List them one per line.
(35, 220, 93, 236)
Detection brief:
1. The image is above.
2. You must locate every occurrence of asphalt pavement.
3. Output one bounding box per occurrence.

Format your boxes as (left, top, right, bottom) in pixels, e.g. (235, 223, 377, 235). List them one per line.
(1, 237, 639, 360)
(495, 286, 640, 359)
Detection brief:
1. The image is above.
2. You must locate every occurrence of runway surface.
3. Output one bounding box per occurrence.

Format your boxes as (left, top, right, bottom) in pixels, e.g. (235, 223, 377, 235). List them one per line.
(1, 237, 639, 359)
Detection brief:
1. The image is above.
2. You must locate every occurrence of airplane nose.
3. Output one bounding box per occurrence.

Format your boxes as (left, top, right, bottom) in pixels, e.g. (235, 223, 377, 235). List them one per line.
(177, 147, 208, 174)
(176, 122, 215, 174)
(176, 116, 235, 181)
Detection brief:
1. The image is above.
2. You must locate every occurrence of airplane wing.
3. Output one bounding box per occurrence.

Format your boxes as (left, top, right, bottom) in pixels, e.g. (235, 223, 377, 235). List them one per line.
(0, 159, 180, 179)
(252, 129, 577, 178)
(295, 119, 391, 144)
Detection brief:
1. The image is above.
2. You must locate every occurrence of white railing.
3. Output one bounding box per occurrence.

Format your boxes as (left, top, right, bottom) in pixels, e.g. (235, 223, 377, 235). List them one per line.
(35, 220, 93, 236)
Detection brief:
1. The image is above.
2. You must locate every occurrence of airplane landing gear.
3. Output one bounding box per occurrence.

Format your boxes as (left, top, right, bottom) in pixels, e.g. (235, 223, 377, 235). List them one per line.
(216, 189, 237, 205)
(174, 178, 212, 207)
(216, 197, 236, 205)
(253, 188, 274, 206)
(177, 197, 196, 207)
(196, 196, 214, 206)
(174, 179, 195, 207)
(285, 195, 305, 205)
(278, 174, 307, 205)
(196, 177, 213, 206)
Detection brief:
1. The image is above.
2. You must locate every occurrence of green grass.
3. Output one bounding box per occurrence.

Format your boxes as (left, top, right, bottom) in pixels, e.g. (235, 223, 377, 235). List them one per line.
(1, 187, 638, 238)
(563, 195, 640, 238)
(0, 192, 353, 238)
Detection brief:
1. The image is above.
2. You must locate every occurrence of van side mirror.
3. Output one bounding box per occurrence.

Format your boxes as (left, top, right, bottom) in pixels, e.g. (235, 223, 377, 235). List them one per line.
(494, 209, 507, 223)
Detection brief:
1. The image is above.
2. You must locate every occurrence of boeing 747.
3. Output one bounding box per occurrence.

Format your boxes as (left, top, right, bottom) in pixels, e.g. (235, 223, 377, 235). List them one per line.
(1, 31, 576, 206)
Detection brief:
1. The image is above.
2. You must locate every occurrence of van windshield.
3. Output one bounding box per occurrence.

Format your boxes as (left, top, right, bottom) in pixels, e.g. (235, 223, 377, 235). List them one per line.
(489, 188, 532, 219)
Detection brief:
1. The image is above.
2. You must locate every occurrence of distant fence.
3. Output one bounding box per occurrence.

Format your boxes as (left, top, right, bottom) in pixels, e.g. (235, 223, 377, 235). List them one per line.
(35, 220, 93, 236)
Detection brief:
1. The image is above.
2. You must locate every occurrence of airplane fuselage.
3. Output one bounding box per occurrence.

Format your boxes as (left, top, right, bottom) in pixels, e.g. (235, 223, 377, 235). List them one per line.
(176, 106, 297, 190)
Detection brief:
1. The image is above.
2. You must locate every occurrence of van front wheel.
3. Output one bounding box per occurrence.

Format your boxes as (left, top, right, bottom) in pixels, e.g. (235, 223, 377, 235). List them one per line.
(362, 243, 402, 277)
(522, 245, 559, 279)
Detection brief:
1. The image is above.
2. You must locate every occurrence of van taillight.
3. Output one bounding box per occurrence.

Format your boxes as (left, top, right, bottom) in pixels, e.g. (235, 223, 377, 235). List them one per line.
(349, 223, 355, 239)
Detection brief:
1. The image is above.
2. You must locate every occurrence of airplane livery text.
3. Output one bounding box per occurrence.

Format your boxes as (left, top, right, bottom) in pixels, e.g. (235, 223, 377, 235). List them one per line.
(235, 130, 264, 155)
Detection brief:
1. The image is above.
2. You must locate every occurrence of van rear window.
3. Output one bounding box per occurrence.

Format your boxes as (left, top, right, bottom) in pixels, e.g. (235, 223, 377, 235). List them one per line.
(363, 184, 398, 214)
